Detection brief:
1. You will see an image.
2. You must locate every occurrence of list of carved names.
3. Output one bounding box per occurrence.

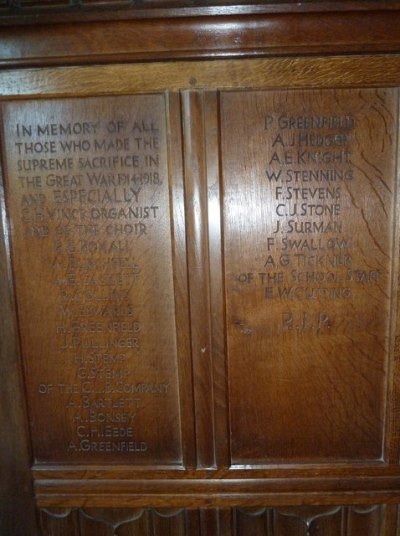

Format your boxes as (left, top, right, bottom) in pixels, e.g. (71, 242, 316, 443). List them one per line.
(222, 88, 395, 462)
(233, 107, 387, 335)
(3, 97, 181, 462)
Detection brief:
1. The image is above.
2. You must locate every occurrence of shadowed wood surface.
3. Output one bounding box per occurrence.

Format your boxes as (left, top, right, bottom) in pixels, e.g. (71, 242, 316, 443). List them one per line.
(0, 146, 39, 535)
(1, 0, 400, 23)
(38, 505, 395, 535)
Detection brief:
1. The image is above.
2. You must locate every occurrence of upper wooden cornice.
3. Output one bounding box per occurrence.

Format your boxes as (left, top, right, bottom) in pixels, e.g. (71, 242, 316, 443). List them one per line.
(0, 1, 399, 67)
(0, 0, 399, 22)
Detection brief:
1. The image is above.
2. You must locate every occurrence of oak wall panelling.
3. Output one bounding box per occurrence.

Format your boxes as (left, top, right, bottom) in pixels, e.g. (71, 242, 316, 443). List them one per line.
(221, 88, 396, 464)
(38, 505, 399, 535)
(2, 4, 400, 536)
(0, 150, 39, 535)
(2, 94, 187, 466)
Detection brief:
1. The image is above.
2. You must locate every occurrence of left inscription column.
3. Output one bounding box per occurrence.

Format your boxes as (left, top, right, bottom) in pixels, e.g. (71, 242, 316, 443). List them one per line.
(1, 95, 183, 464)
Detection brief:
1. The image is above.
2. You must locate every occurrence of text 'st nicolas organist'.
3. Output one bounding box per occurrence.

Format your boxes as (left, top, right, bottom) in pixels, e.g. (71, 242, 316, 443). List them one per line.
(3, 96, 182, 463)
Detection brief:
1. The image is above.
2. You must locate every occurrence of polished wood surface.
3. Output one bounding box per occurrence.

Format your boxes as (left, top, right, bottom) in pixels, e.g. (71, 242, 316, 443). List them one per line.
(37, 505, 397, 536)
(1, 11, 400, 68)
(0, 76, 399, 508)
(2, 95, 186, 465)
(1, 5, 400, 535)
(1, 0, 400, 24)
(2, 57, 400, 99)
(221, 88, 396, 463)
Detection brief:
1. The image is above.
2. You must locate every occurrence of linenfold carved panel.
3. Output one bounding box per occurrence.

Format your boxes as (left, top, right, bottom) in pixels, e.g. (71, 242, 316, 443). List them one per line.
(235, 505, 385, 536)
(39, 505, 387, 535)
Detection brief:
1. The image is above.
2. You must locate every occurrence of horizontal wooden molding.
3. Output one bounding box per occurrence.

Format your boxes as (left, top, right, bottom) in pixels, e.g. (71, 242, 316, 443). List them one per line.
(0, 11, 399, 67)
(0, 56, 400, 99)
(35, 475, 400, 508)
(32, 462, 400, 479)
(33, 465, 400, 507)
(0, 2, 399, 27)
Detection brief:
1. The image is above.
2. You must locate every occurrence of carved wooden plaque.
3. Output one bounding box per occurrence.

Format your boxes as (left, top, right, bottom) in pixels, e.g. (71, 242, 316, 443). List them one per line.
(220, 89, 396, 464)
(2, 95, 183, 464)
(1, 87, 398, 473)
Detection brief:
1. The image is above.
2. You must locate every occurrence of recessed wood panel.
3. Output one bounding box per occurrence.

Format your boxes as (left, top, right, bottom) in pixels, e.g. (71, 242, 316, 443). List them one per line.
(221, 88, 397, 464)
(2, 95, 183, 464)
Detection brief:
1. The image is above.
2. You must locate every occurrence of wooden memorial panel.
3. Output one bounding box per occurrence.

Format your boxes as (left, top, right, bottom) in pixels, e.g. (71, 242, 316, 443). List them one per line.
(0, 5, 399, 532)
(220, 88, 397, 464)
(1, 95, 184, 464)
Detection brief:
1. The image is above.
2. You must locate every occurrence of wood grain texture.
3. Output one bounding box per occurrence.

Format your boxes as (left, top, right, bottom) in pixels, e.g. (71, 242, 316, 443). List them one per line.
(40, 507, 186, 536)
(40, 508, 80, 536)
(275, 506, 343, 535)
(7, 82, 398, 506)
(3, 85, 399, 508)
(166, 92, 196, 468)
(204, 91, 230, 468)
(2, 17, 400, 527)
(0, 140, 39, 533)
(38, 505, 389, 535)
(1, 95, 184, 466)
(347, 505, 384, 535)
(382, 505, 399, 534)
(1, 0, 400, 23)
(234, 507, 274, 535)
(1, 57, 400, 99)
(182, 91, 216, 468)
(34, 474, 400, 508)
(0, 10, 400, 67)
(234, 505, 386, 536)
(386, 91, 400, 465)
(181, 90, 228, 469)
(221, 88, 397, 464)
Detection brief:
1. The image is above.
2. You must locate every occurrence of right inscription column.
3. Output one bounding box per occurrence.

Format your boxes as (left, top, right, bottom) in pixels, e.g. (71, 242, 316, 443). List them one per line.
(220, 89, 397, 463)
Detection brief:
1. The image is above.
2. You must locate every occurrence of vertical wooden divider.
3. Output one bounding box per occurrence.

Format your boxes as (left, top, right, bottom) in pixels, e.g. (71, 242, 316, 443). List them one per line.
(204, 92, 230, 469)
(386, 89, 400, 465)
(182, 90, 228, 468)
(182, 89, 215, 468)
(167, 92, 196, 468)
